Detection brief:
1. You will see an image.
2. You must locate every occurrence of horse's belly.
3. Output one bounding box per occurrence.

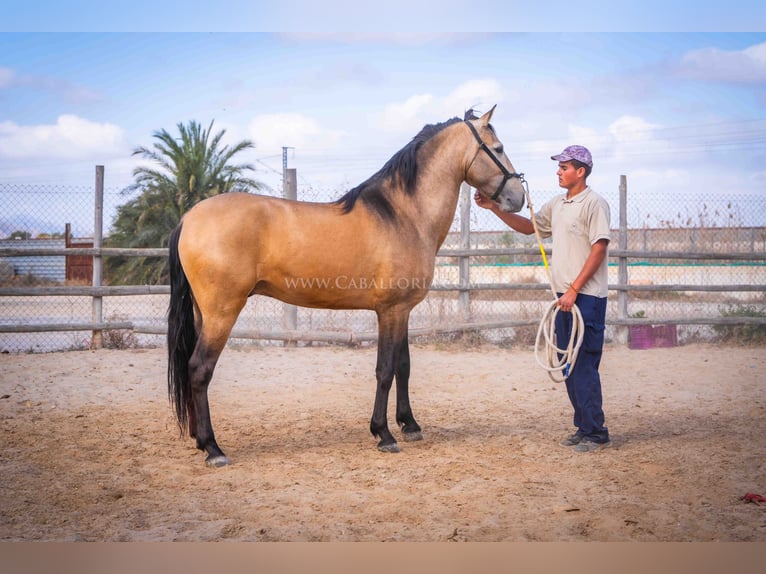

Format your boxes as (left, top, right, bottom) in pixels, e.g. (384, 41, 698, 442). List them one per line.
(253, 274, 431, 311)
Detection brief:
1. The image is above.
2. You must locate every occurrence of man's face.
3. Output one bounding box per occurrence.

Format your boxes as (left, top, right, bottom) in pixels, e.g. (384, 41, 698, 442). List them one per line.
(556, 161, 583, 190)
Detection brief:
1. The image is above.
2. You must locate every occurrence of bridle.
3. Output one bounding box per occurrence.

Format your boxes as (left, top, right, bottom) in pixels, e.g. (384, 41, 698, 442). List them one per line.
(464, 120, 527, 202)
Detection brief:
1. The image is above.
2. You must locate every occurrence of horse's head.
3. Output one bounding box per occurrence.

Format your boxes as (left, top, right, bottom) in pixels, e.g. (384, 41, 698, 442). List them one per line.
(463, 106, 526, 213)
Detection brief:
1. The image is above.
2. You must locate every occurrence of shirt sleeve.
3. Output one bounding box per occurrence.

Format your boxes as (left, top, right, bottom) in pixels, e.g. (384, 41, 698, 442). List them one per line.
(534, 198, 554, 239)
(588, 194, 611, 245)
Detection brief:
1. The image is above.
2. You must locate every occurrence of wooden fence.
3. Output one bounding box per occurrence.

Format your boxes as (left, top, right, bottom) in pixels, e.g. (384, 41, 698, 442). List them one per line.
(2, 244, 765, 347)
(1, 174, 765, 348)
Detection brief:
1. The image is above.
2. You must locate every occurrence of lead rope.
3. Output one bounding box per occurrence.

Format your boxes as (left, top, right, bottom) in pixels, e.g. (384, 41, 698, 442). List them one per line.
(524, 185, 585, 383)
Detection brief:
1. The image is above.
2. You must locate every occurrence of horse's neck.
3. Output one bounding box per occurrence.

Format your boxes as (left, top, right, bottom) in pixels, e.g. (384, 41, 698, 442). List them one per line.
(404, 134, 465, 249)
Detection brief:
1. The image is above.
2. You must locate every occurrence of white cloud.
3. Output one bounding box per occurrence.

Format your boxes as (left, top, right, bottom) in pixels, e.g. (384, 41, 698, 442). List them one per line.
(377, 79, 505, 133)
(568, 124, 600, 144)
(379, 94, 434, 132)
(0, 115, 127, 159)
(442, 79, 505, 114)
(247, 112, 344, 155)
(608, 115, 660, 142)
(607, 115, 666, 161)
(678, 41, 766, 84)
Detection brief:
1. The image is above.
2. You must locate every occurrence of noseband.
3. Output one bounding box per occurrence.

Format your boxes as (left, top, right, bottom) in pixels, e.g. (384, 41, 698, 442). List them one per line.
(465, 120, 526, 201)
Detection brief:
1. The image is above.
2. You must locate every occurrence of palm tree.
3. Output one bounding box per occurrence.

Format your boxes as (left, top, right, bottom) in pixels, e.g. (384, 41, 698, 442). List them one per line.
(106, 120, 263, 284)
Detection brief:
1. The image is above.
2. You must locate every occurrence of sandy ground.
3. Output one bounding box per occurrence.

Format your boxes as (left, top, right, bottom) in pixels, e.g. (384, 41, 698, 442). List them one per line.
(1, 342, 765, 542)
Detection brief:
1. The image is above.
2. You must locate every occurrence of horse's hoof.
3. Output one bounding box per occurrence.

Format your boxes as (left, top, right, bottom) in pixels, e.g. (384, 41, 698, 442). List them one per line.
(205, 454, 230, 468)
(378, 442, 401, 453)
(403, 430, 423, 442)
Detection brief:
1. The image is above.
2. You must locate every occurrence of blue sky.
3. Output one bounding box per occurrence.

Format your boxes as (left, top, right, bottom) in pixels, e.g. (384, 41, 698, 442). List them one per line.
(1, 3, 765, 231)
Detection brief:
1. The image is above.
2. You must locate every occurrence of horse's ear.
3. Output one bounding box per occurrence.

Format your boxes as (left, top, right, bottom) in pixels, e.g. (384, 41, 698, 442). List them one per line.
(479, 105, 497, 126)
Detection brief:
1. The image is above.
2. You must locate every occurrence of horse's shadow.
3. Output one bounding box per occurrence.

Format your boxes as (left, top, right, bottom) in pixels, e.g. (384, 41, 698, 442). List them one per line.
(211, 413, 525, 463)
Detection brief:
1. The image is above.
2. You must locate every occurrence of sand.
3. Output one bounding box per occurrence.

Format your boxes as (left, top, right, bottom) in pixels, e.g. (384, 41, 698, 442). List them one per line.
(1, 342, 765, 541)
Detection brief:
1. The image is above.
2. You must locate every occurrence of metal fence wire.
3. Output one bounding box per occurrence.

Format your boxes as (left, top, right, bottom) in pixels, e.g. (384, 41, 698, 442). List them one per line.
(1, 174, 764, 353)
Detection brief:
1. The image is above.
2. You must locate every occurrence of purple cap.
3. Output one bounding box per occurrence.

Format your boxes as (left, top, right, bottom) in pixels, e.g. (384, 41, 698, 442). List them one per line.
(551, 145, 593, 167)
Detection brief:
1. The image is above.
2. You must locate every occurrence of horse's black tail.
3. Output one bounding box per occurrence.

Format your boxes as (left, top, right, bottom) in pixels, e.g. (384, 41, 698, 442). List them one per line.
(167, 222, 197, 436)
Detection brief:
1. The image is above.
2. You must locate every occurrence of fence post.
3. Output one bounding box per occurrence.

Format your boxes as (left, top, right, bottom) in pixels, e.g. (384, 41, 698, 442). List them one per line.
(458, 182, 472, 322)
(617, 175, 628, 344)
(92, 165, 104, 349)
(282, 167, 298, 345)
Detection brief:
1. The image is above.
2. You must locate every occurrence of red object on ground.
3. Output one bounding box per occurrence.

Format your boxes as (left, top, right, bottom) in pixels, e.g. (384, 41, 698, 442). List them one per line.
(739, 493, 766, 504)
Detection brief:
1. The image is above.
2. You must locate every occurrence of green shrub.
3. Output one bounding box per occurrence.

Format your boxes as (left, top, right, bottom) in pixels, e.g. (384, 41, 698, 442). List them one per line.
(713, 305, 766, 345)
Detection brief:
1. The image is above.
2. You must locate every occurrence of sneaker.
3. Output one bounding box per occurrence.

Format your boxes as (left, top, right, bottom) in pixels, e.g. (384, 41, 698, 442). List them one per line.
(559, 431, 585, 447)
(574, 438, 612, 453)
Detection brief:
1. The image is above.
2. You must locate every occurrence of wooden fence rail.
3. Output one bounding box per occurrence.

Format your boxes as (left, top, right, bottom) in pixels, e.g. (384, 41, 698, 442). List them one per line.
(2, 244, 764, 344)
(1, 173, 764, 347)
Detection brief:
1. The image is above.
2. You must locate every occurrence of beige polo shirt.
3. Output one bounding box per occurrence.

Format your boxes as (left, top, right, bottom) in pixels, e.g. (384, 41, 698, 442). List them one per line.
(534, 187, 611, 298)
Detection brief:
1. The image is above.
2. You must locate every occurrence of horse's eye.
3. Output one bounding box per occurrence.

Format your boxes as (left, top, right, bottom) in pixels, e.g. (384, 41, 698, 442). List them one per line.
(494, 145, 504, 155)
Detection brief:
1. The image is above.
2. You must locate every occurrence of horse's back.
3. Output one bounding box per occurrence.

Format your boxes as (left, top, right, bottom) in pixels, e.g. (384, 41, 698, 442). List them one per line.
(179, 194, 384, 303)
(182, 192, 297, 229)
(177, 192, 433, 311)
(179, 192, 359, 263)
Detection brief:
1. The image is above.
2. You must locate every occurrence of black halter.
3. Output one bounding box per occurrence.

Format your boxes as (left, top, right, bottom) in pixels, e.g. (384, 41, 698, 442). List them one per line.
(465, 120, 525, 201)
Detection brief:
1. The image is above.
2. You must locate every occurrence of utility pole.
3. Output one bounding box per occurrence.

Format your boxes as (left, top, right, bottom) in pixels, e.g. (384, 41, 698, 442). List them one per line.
(92, 165, 104, 350)
(281, 147, 297, 344)
(617, 175, 628, 344)
(282, 146, 294, 198)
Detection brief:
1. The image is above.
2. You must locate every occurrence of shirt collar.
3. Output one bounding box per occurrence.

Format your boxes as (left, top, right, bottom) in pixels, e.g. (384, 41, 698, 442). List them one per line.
(562, 186, 591, 203)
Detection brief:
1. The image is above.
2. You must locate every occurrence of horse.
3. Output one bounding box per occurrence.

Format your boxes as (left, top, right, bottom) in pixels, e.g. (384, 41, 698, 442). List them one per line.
(167, 105, 526, 467)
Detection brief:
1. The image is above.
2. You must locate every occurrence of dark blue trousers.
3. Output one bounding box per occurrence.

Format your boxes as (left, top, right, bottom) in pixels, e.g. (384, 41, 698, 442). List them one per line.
(555, 294, 609, 442)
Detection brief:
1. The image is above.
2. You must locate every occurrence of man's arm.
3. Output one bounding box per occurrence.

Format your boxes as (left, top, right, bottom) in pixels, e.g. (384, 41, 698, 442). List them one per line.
(473, 191, 535, 235)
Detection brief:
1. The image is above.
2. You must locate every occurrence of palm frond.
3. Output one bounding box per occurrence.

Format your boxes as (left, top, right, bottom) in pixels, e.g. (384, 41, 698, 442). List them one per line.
(107, 119, 263, 284)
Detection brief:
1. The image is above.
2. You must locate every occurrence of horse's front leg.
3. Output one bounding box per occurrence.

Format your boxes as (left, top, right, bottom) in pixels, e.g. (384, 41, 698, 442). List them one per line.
(395, 336, 423, 442)
(370, 308, 409, 453)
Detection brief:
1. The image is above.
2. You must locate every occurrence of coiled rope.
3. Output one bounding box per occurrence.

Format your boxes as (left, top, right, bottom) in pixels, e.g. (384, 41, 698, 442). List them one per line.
(523, 184, 585, 383)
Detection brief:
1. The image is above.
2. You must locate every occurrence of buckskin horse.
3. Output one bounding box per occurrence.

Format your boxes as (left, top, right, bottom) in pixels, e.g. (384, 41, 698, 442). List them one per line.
(167, 106, 526, 466)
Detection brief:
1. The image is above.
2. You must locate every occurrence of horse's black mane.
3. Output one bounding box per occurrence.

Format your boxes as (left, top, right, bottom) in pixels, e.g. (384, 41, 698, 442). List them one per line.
(335, 110, 480, 221)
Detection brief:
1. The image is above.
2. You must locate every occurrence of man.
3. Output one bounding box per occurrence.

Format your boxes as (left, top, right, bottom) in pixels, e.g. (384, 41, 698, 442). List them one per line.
(474, 145, 611, 452)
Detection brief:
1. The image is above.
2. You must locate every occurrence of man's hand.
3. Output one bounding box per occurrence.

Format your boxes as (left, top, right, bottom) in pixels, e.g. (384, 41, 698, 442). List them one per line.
(558, 287, 578, 312)
(473, 190, 497, 211)
(474, 190, 535, 235)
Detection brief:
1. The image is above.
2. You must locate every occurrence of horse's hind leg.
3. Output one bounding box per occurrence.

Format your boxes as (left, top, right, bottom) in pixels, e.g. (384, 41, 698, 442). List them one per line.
(395, 337, 423, 442)
(188, 310, 242, 467)
(188, 335, 229, 467)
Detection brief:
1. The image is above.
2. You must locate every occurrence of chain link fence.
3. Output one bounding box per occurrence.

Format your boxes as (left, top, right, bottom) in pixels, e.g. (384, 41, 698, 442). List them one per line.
(1, 174, 764, 352)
